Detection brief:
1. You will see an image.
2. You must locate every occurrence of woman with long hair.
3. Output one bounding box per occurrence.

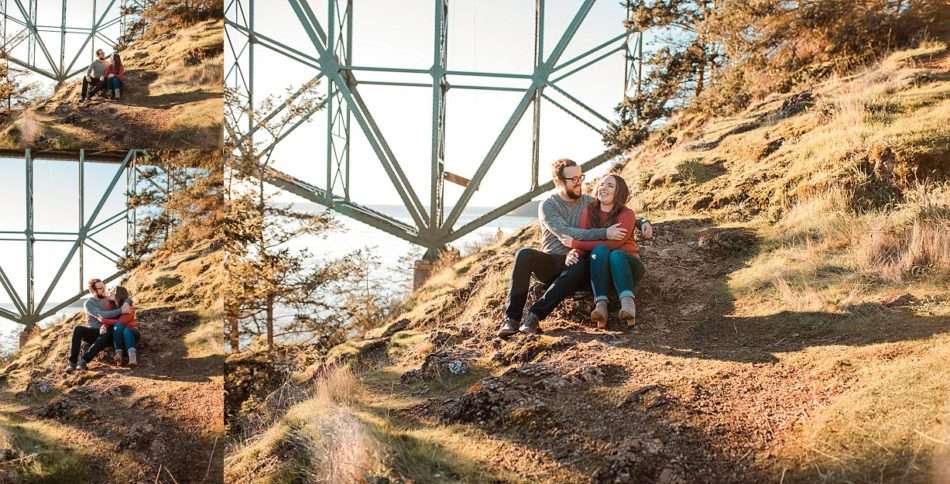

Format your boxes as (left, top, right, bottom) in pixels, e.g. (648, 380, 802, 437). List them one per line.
(559, 174, 645, 328)
(104, 52, 125, 100)
(95, 286, 139, 366)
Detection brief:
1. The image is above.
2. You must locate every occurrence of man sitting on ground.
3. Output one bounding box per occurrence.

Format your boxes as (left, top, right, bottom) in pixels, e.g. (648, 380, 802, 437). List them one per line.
(497, 158, 653, 338)
(80, 49, 108, 102)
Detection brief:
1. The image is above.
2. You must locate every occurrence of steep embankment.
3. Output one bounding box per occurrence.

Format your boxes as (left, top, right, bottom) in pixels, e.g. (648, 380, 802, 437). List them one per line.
(0, 17, 222, 150)
(0, 240, 224, 483)
(227, 44, 950, 483)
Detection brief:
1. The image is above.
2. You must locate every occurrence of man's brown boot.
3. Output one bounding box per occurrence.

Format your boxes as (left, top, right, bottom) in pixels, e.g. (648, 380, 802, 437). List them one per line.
(497, 319, 520, 339)
(519, 312, 541, 335)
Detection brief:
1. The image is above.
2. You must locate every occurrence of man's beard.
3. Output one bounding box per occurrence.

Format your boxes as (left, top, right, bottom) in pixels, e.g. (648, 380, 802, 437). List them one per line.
(565, 185, 582, 200)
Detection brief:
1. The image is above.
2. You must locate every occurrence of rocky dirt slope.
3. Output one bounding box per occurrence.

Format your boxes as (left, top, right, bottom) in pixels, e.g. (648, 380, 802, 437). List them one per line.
(0, 240, 224, 483)
(0, 18, 222, 150)
(226, 45, 950, 483)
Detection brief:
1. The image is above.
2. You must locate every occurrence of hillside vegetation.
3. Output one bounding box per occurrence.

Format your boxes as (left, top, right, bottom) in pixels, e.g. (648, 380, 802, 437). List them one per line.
(226, 44, 950, 483)
(0, 5, 222, 150)
(0, 239, 225, 483)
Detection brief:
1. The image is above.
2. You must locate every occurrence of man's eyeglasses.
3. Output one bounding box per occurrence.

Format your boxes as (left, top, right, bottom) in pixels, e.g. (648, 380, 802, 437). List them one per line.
(560, 174, 585, 184)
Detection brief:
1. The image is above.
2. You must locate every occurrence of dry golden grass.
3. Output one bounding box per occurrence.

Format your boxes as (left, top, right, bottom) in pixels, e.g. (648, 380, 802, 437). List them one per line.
(298, 403, 382, 484)
(624, 42, 949, 225)
(227, 366, 386, 483)
(781, 333, 950, 483)
(314, 365, 362, 407)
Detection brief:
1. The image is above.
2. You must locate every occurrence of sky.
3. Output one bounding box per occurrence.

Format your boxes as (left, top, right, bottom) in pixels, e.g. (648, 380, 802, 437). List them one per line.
(0, 158, 130, 316)
(228, 0, 653, 213)
(2, 0, 128, 95)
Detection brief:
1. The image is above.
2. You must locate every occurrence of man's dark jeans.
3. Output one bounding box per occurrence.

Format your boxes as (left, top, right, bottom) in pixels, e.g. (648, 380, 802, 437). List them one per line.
(69, 325, 113, 364)
(505, 248, 591, 322)
(81, 77, 103, 99)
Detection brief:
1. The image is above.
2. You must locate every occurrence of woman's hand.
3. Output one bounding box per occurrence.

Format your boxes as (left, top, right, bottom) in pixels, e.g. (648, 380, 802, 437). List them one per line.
(558, 234, 575, 248)
(565, 249, 581, 266)
(641, 222, 654, 240)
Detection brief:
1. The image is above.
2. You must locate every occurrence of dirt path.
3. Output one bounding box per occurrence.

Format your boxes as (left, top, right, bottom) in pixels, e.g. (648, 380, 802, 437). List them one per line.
(338, 218, 949, 483)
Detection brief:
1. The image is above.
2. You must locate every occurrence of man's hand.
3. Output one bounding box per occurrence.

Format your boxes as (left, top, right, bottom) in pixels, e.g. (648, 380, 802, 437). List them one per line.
(565, 249, 581, 266)
(607, 223, 627, 240)
(99, 325, 107, 335)
(120, 303, 132, 314)
(558, 234, 575, 248)
(641, 222, 654, 240)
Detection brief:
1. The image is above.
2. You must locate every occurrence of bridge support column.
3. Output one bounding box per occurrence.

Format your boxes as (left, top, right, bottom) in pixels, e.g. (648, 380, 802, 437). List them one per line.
(18, 322, 39, 348)
(413, 259, 435, 291)
(413, 245, 448, 290)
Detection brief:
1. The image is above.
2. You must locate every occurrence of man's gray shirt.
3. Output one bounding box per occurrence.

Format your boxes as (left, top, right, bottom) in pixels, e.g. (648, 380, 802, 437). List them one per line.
(86, 59, 106, 80)
(538, 193, 607, 255)
(83, 297, 122, 329)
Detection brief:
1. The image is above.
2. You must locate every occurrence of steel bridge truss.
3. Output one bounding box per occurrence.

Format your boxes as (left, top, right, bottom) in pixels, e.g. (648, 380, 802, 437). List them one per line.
(226, 0, 644, 257)
(1, 0, 154, 82)
(0, 149, 163, 328)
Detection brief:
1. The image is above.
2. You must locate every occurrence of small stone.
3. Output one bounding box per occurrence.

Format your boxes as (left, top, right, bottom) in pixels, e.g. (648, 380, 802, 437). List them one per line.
(657, 467, 676, 484)
(882, 293, 916, 307)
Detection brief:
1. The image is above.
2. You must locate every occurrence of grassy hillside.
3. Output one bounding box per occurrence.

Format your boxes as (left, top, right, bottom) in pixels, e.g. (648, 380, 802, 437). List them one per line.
(226, 44, 949, 483)
(0, 240, 225, 483)
(0, 17, 222, 150)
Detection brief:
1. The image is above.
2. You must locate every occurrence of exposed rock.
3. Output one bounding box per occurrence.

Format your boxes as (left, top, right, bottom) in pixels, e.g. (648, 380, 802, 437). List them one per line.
(424, 376, 551, 429)
(120, 422, 157, 450)
(400, 349, 473, 384)
(882, 293, 917, 307)
(364, 318, 410, 339)
(38, 395, 91, 421)
(25, 379, 51, 394)
(775, 91, 813, 119)
(696, 228, 757, 255)
(590, 436, 673, 483)
(325, 337, 390, 368)
(618, 385, 665, 408)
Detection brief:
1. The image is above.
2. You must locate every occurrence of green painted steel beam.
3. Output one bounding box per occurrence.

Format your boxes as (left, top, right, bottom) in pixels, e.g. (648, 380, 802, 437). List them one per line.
(289, 0, 429, 230)
(229, 0, 643, 257)
(445, 150, 615, 244)
(263, 166, 422, 245)
(25, 149, 33, 315)
(441, 0, 597, 233)
(33, 150, 133, 316)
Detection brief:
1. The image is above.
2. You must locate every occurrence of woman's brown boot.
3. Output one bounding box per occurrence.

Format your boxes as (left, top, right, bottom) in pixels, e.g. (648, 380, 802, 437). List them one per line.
(591, 300, 608, 329)
(619, 296, 637, 326)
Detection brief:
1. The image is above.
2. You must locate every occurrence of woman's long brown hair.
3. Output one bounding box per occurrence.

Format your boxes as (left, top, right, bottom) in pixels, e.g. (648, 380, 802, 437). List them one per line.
(113, 286, 131, 308)
(587, 174, 630, 228)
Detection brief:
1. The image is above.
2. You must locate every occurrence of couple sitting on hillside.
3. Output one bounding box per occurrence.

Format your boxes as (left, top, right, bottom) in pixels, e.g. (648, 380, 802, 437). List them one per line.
(65, 278, 141, 372)
(80, 49, 126, 101)
(497, 158, 654, 338)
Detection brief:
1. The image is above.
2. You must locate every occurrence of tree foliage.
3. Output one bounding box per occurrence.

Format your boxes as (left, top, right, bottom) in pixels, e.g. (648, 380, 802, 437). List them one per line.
(122, 150, 225, 270)
(224, 81, 399, 354)
(0, 60, 38, 111)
